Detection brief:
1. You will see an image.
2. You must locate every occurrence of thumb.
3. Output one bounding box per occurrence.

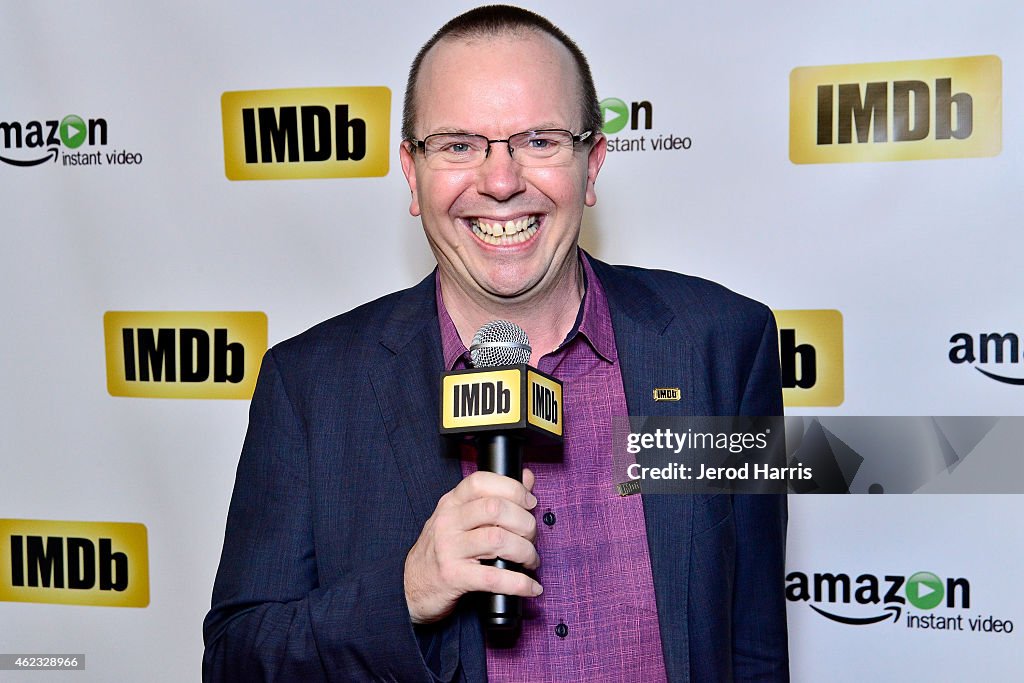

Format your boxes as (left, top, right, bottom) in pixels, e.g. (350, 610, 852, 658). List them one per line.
(522, 467, 536, 494)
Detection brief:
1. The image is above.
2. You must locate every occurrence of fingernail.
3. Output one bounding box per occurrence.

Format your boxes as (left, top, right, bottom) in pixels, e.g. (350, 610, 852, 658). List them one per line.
(528, 494, 538, 508)
(532, 582, 543, 596)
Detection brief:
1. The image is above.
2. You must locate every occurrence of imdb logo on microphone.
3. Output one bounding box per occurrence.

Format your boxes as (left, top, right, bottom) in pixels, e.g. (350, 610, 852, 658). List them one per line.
(1, 519, 148, 608)
(790, 55, 1001, 164)
(221, 87, 390, 180)
(442, 367, 562, 438)
(773, 310, 844, 407)
(104, 311, 267, 399)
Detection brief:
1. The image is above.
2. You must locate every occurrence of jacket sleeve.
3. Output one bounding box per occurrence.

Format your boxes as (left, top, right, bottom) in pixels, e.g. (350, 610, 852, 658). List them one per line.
(732, 309, 790, 681)
(202, 350, 460, 682)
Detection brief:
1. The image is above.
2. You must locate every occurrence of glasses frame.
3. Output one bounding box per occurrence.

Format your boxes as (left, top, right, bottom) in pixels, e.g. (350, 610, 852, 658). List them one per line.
(407, 129, 593, 168)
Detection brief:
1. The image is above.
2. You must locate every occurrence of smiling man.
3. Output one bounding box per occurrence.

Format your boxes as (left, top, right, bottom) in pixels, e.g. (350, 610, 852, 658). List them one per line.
(399, 25, 603, 364)
(205, 6, 788, 682)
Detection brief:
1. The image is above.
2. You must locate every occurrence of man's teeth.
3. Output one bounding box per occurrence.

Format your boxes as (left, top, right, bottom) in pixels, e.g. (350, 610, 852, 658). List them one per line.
(471, 216, 539, 245)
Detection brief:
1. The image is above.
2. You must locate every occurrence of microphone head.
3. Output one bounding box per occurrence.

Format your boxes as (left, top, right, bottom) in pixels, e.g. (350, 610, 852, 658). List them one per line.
(470, 320, 531, 368)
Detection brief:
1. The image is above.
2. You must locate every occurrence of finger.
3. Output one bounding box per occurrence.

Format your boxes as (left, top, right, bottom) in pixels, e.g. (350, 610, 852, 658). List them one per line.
(463, 526, 540, 569)
(467, 564, 544, 598)
(447, 470, 537, 510)
(523, 467, 536, 493)
(457, 496, 538, 540)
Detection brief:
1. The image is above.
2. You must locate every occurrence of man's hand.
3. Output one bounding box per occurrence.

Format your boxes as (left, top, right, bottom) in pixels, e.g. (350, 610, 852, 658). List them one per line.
(404, 468, 542, 624)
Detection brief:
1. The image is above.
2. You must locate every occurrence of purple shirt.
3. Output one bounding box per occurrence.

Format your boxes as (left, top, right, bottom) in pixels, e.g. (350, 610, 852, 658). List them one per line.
(438, 254, 668, 682)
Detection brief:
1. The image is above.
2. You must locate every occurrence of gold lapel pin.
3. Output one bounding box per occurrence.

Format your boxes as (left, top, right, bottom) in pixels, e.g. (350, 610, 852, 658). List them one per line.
(652, 387, 681, 401)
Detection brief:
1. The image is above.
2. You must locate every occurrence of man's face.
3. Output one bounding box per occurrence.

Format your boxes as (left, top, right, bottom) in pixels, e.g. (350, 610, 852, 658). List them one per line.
(400, 31, 606, 302)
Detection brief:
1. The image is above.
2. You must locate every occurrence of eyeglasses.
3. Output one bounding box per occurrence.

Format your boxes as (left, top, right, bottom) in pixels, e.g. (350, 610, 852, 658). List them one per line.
(407, 129, 592, 169)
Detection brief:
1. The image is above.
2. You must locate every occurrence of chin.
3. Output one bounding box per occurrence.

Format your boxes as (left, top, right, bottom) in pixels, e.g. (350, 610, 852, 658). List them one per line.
(488, 278, 553, 302)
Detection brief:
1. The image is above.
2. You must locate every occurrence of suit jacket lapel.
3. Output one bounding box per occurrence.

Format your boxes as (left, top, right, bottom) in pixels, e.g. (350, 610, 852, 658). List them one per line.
(588, 254, 699, 683)
(369, 272, 463, 523)
(368, 274, 486, 680)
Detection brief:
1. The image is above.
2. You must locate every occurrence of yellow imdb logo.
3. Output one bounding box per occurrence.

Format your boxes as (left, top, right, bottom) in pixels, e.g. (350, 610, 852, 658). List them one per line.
(0, 519, 148, 608)
(527, 370, 562, 437)
(443, 369, 522, 430)
(104, 311, 267, 399)
(790, 55, 1001, 163)
(222, 87, 390, 180)
(773, 310, 844, 407)
(440, 366, 562, 439)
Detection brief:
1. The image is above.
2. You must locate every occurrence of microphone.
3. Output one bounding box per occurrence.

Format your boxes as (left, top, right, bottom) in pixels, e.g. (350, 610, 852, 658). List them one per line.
(438, 320, 563, 639)
(469, 321, 532, 634)
(470, 319, 532, 368)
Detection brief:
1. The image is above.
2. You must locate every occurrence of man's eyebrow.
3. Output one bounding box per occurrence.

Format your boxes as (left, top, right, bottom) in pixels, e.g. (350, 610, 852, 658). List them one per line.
(425, 123, 571, 136)
(524, 122, 567, 131)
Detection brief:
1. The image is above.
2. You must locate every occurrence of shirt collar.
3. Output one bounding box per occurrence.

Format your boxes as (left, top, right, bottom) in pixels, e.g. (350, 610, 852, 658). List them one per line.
(436, 249, 618, 371)
(436, 276, 471, 371)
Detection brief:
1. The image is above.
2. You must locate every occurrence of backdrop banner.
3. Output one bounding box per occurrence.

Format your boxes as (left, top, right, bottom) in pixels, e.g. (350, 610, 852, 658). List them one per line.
(1, 2, 1020, 680)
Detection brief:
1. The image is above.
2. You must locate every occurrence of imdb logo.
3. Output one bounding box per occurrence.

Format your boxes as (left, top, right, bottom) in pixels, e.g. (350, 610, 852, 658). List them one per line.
(773, 310, 844, 407)
(1, 519, 148, 608)
(790, 55, 1001, 164)
(221, 87, 390, 180)
(443, 369, 522, 430)
(104, 311, 267, 399)
(441, 366, 562, 439)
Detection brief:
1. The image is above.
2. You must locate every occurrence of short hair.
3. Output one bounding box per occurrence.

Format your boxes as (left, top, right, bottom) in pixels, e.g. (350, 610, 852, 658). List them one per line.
(401, 5, 601, 141)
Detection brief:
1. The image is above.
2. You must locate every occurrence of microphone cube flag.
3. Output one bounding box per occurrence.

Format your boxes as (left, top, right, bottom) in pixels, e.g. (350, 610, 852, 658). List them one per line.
(440, 365, 562, 442)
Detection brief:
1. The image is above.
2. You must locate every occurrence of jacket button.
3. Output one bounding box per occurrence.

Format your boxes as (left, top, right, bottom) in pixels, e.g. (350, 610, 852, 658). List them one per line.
(555, 622, 568, 638)
(542, 511, 556, 527)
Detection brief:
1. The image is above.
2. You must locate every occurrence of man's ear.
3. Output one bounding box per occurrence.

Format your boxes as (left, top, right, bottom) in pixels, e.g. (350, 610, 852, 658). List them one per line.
(584, 133, 607, 207)
(399, 141, 421, 216)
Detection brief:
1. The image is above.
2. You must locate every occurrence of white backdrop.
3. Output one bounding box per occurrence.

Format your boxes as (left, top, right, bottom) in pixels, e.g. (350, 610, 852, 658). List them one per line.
(1, 1, 1021, 680)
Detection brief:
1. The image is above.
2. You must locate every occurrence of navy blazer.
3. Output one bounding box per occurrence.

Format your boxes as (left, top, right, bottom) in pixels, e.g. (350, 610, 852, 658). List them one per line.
(204, 254, 789, 682)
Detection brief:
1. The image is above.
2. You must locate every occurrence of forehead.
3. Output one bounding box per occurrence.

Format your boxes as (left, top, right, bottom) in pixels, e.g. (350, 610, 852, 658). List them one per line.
(414, 30, 581, 135)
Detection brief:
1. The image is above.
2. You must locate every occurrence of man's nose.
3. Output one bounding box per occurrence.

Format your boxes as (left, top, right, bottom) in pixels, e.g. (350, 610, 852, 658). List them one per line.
(475, 141, 527, 200)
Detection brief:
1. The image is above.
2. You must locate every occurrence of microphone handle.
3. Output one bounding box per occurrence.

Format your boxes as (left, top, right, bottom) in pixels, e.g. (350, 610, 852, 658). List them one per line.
(476, 432, 525, 633)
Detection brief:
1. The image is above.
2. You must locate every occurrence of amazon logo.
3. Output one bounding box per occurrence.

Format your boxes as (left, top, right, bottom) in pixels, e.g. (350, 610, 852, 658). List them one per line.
(949, 332, 1024, 386)
(786, 570, 970, 626)
(0, 115, 107, 167)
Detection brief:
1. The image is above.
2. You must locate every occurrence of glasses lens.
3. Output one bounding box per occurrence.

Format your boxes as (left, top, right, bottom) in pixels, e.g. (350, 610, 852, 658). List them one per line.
(423, 134, 488, 167)
(509, 130, 574, 166)
(420, 130, 579, 168)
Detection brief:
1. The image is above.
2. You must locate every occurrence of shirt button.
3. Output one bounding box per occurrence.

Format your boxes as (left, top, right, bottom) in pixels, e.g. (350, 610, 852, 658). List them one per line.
(542, 511, 556, 527)
(555, 622, 568, 639)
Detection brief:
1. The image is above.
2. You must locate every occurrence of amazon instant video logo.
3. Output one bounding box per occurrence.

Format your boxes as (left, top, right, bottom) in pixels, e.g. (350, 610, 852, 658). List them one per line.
(949, 331, 1024, 386)
(598, 96, 691, 154)
(0, 114, 143, 168)
(788, 569, 1014, 634)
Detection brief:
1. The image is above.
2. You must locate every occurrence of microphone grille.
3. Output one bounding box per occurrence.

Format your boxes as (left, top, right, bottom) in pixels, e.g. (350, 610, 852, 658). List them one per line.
(470, 320, 531, 367)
